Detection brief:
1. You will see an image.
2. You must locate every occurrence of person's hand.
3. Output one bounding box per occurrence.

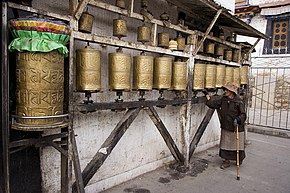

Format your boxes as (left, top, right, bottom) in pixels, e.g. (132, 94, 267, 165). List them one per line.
(206, 94, 211, 100)
(234, 117, 241, 126)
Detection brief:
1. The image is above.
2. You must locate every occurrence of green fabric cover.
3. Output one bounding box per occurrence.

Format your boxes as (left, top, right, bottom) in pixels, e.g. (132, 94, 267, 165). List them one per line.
(9, 30, 70, 56)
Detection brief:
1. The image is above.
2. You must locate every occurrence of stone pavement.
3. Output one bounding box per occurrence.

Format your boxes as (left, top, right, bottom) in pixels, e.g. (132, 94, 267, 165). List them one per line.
(101, 132, 290, 193)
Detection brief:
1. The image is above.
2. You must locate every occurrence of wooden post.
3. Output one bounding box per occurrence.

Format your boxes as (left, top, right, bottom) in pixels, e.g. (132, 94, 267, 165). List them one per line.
(72, 108, 141, 191)
(145, 107, 185, 164)
(189, 108, 215, 160)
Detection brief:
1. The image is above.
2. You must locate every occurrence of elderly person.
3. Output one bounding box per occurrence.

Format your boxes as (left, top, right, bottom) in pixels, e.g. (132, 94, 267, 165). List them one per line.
(206, 82, 247, 169)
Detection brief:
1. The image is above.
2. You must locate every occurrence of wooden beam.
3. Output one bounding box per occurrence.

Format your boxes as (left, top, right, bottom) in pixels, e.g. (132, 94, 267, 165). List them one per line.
(73, 0, 90, 20)
(72, 108, 141, 191)
(195, 54, 241, 67)
(189, 108, 215, 160)
(145, 107, 185, 164)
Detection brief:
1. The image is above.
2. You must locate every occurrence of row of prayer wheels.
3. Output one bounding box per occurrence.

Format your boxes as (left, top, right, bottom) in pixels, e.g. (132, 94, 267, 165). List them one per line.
(76, 46, 188, 93)
(204, 41, 240, 62)
(193, 62, 249, 90)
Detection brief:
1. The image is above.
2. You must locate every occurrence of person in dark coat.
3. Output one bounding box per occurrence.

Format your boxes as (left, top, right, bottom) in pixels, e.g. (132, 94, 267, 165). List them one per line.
(206, 82, 247, 169)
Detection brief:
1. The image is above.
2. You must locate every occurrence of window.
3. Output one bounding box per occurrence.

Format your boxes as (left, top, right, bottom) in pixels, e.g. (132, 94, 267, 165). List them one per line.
(272, 20, 288, 49)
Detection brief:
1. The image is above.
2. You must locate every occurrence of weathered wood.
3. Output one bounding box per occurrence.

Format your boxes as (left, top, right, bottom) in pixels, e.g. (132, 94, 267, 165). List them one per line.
(73, 0, 90, 20)
(145, 106, 185, 164)
(189, 108, 215, 160)
(72, 108, 141, 192)
(71, 130, 85, 193)
(195, 54, 241, 67)
(61, 128, 69, 193)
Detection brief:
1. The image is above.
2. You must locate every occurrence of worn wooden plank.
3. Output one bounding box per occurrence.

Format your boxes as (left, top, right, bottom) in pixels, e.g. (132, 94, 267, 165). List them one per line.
(189, 108, 215, 160)
(73, 0, 90, 20)
(72, 108, 141, 191)
(145, 107, 185, 164)
(61, 128, 69, 193)
(195, 54, 241, 67)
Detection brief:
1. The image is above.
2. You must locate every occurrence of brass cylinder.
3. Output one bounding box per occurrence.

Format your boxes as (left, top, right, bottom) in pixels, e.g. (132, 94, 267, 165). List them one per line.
(215, 44, 224, 56)
(233, 67, 241, 86)
(177, 36, 186, 51)
(133, 55, 153, 90)
(240, 65, 249, 85)
(224, 50, 233, 61)
(205, 64, 217, 89)
(216, 64, 226, 88)
(225, 66, 234, 84)
(169, 40, 178, 50)
(137, 25, 150, 43)
(172, 61, 187, 91)
(109, 50, 131, 91)
(115, 0, 126, 8)
(76, 46, 101, 92)
(193, 63, 206, 90)
(158, 33, 169, 48)
(79, 12, 94, 33)
(232, 49, 240, 63)
(187, 34, 195, 45)
(153, 57, 172, 90)
(16, 51, 64, 126)
(113, 19, 127, 38)
(205, 42, 215, 55)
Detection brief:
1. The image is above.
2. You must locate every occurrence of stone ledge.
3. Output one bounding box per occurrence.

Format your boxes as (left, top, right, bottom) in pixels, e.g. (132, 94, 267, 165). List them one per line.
(247, 125, 290, 139)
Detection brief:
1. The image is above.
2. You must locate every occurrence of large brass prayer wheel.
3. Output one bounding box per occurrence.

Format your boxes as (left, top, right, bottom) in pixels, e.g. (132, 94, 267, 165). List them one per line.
(187, 34, 195, 45)
(113, 19, 127, 39)
(193, 63, 206, 90)
(79, 11, 94, 33)
(215, 44, 224, 56)
(232, 49, 240, 63)
(225, 66, 234, 84)
(76, 46, 101, 92)
(133, 55, 153, 90)
(177, 35, 186, 51)
(172, 61, 187, 91)
(153, 57, 172, 90)
(240, 65, 249, 85)
(109, 50, 131, 91)
(205, 64, 217, 89)
(205, 41, 215, 55)
(158, 33, 169, 48)
(216, 64, 226, 88)
(224, 50, 233, 61)
(137, 24, 150, 43)
(16, 51, 64, 126)
(233, 67, 241, 86)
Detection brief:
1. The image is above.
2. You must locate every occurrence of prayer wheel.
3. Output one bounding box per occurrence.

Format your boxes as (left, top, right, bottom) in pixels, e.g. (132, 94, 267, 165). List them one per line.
(232, 49, 240, 63)
(193, 62, 206, 90)
(113, 18, 127, 39)
(205, 41, 215, 55)
(137, 24, 150, 43)
(216, 64, 226, 88)
(115, 0, 126, 8)
(187, 34, 195, 45)
(109, 49, 131, 91)
(225, 66, 234, 84)
(240, 65, 249, 85)
(172, 61, 187, 91)
(79, 11, 94, 33)
(76, 46, 101, 92)
(215, 44, 224, 56)
(224, 50, 233, 61)
(177, 35, 186, 51)
(153, 57, 172, 90)
(169, 39, 178, 50)
(133, 54, 153, 90)
(205, 64, 217, 89)
(16, 51, 64, 126)
(158, 33, 169, 48)
(233, 67, 241, 86)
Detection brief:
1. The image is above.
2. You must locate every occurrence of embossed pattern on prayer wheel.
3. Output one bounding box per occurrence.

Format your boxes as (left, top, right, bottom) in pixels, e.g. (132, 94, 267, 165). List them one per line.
(158, 33, 169, 48)
(76, 46, 101, 92)
(232, 49, 240, 63)
(172, 61, 187, 91)
(205, 42, 215, 55)
(216, 64, 226, 88)
(215, 44, 224, 56)
(193, 63, 206, 90)
(109, 51, 131, 91)
(16, 51, 64, 126)
(224, 50, 233, 61)
(79, 12, 94, 33)
(137, 25, 150, 43)
(177, 36, 186, 51)
(113, 19, 127, 38)
(225, 66, 234, 84)
(240, 65, 249, 85)
(233, 67, 241, 86)
(153, 57, 172, 90)
(133, 55, 153, 90)
(205, 64, 217, 89)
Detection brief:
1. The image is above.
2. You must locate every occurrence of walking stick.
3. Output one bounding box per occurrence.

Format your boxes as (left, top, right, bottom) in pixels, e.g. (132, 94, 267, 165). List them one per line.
(235, 123, 240, 180)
